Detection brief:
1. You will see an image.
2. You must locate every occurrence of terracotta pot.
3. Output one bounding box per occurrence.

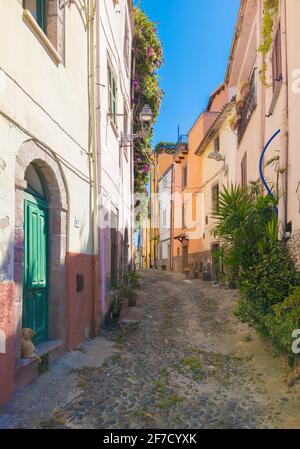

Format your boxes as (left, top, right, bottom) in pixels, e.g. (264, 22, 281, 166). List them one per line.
(129, 293, 138, 307)
(120, 298, 129, 317)
(236, 99, 245, 114)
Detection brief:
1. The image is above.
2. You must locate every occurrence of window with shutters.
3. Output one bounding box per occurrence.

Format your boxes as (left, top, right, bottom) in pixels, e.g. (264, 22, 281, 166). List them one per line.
(211, 183, 220, 214)
(241, 152, 247, 188)
(182, 165, 188, 189)
(108, 65, 117, 127)
(272, 24, 282, 92)
(23, 0, 65, 61)
(24, 0, 47, 32)
(214, 135, 220, 153)
(124, 17, 130, 72)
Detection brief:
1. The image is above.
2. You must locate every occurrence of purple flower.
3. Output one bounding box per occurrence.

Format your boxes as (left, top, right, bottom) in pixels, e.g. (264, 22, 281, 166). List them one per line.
(146, 47, 152, 58)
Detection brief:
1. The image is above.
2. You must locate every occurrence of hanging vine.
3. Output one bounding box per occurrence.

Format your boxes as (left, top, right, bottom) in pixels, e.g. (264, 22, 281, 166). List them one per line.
(132, 6, 164, 197)
(257, 0, 279, 87)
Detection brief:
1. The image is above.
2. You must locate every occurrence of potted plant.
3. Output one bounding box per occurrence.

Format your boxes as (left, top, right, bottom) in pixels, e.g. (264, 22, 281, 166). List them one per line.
(184, 267, 190, 279)
(202, 271, 211, 281)
(240, 81, 250, 99)
(111, 299, 121, 322)
(236, 99, 246, 114)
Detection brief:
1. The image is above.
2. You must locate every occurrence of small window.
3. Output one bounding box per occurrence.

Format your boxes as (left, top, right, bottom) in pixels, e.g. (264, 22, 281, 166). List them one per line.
(24, 0, 47, 33)
(108, 65, 117, 127)
(182, 165, 188, 189)
(76, 274, 84, 293)
(214, 135, 220, 153)
(211, 184, 220, 214)
(272, 24, 282, 91)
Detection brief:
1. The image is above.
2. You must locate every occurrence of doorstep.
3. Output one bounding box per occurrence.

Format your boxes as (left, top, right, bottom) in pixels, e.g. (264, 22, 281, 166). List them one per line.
(15, 340, 62, 389)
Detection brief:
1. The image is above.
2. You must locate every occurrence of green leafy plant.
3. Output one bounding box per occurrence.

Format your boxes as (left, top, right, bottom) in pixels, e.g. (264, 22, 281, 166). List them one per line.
(154, 141, 176, 153)
(132, 7, 164, 198)
(237, 242, 298, 326)
(263, 287, 300, 355)
(257, 0, 279, 87)
(122, 270, 140, 289)
(212, 183, 277, 272)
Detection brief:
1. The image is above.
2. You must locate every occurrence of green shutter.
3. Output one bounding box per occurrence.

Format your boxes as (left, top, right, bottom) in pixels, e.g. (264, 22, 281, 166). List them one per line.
(23, 192, 48, 345)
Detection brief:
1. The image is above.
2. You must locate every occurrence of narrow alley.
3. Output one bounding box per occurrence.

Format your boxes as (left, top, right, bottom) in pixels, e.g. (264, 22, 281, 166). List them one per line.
(1, 271, 300, 430)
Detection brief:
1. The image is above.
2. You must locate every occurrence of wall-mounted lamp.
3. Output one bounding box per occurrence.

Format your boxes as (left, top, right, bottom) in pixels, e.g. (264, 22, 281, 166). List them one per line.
(120, 104, 154, 147)
(208, 152, 225, 162)
(139, 104, 153, 124)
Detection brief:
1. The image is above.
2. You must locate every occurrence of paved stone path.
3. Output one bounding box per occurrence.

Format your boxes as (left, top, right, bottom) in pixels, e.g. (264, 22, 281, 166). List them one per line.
(1, 270, 300, 429)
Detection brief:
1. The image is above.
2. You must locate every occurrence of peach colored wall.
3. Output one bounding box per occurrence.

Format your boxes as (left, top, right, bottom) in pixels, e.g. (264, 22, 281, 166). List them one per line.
(172, 111, 224, 263)
(209, 86, 228, 112)
(0, 283, 15, 405)
(156, 153, 173, 180)
(66, 253, 95, 351)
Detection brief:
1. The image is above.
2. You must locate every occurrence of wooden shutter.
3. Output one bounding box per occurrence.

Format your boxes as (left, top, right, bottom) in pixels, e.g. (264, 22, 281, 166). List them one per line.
(272, 24, 282, 91)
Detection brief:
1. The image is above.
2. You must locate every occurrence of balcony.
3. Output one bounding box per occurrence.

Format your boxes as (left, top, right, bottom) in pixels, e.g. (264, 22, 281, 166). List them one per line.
(173, 134, 189, 163)
(237, 74, 257, 144)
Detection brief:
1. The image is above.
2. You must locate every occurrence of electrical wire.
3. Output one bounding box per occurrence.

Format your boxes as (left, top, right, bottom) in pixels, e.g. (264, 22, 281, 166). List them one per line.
(0, 109, 90, 183)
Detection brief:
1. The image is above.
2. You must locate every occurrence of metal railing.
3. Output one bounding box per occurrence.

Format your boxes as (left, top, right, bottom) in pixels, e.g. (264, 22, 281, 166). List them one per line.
(237, 75, 257, 144)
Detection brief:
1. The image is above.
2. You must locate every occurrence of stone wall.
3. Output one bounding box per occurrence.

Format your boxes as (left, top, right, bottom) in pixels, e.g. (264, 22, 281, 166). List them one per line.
(287, 230, 300, 271)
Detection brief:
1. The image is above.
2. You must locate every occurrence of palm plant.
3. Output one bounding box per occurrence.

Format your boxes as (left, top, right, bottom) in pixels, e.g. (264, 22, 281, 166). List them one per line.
(212, 183, 278, 273)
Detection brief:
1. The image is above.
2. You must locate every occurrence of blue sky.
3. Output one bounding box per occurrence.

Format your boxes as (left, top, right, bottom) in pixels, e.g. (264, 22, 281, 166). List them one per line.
(136, 0, 240, 146)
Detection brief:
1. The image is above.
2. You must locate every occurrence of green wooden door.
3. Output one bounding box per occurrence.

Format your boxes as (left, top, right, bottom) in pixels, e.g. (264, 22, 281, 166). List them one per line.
(23, 192, 48, 345)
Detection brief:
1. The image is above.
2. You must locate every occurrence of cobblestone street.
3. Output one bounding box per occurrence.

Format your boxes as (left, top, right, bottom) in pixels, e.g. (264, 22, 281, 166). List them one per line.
(1, 270, 300, 429)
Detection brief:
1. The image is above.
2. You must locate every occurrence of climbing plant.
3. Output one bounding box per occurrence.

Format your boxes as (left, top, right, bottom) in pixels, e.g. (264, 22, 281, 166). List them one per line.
(257, 0, 279, 87)
(132, 6, 164, 197)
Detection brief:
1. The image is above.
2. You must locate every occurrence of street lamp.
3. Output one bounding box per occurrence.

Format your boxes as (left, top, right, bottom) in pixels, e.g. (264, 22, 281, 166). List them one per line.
(208, 151, 225, 162)
(140, 104, 153, 125)
(120, 104, 154, 148)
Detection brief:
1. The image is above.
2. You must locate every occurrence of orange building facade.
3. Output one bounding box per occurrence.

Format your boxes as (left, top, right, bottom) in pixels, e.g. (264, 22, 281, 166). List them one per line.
(172, 85, 227, 272)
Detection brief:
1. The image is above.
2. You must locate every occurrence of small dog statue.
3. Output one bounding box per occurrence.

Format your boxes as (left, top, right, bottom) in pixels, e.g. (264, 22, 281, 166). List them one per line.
(21, 328, 39, 360)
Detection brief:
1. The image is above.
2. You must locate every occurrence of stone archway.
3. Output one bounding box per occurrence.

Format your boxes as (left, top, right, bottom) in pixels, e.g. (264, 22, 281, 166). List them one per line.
(14, 140, 68, 362)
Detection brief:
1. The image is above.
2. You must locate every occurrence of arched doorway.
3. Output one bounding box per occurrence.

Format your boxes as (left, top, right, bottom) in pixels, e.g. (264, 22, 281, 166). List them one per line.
(23, 164, 48, 344)
(14, 141, 68, 359)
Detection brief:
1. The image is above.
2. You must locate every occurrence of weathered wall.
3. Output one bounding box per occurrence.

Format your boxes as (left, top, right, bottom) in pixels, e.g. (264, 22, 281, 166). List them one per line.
(0, 282, 15, 405)
(98, 0, 134, 306)
(0, 1, 93, 405)
(66, 253, 95, 350)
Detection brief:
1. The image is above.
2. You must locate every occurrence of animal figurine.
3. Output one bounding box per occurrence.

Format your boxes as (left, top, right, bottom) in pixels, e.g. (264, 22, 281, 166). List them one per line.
(21, 328, 39, 360)
(287, 365, 300, 387)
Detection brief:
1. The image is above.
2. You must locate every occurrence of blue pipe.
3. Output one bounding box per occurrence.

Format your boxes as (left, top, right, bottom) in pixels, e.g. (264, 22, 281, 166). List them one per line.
(259, 129, 281, 216)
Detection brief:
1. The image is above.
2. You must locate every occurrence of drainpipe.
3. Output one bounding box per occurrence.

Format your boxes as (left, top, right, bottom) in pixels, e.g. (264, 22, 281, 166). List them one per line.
(170, 163, 174, 270)
(88, 0, 100, 335)
(258, 0, 266, 192)
(95, 0, 106, 323)
(280, 0, 289, 234)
